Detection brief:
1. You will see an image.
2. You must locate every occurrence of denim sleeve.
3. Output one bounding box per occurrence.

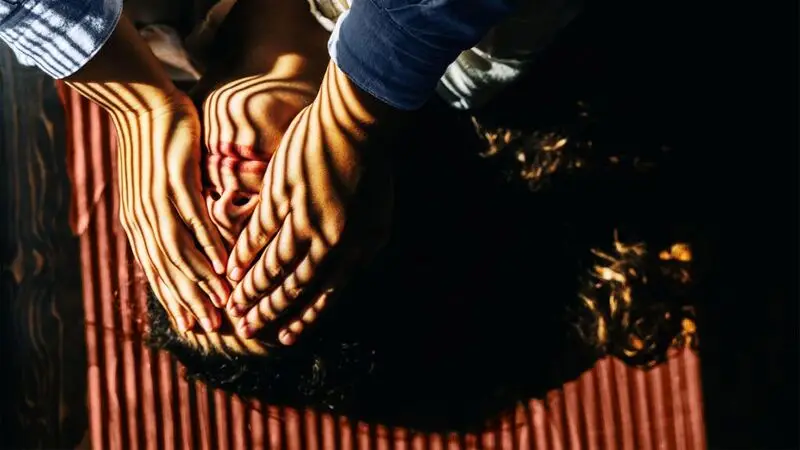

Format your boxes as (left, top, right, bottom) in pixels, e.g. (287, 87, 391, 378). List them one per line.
(0, 0, 123, 79)
(329, 0, 517, 110)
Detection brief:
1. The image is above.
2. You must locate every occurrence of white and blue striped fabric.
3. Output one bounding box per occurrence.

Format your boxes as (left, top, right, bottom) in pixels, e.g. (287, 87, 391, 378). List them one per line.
(0, 0, 122, 79)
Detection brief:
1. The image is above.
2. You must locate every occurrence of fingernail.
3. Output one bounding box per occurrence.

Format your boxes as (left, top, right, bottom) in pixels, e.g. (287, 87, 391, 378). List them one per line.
(200, 317, 214, 332)
(212, 293, 225, 309)
(205, 291, 219, 308)
(229, 267, 243, 281)
(213, 260, 226, 275)
(175, 317, 189, 334)
(279, 329, 296, 346)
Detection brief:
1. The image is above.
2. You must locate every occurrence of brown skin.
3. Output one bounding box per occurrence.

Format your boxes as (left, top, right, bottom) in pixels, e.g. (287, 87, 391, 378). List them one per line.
(66, 1, 405, 348)
(226, 61, 405, 345)
(181, 306, 272, 356)
(64, 0, 333, 343)
(65, 13, 229, 334)
(183, 0, 332, 348)
(191, 0, 329, 251)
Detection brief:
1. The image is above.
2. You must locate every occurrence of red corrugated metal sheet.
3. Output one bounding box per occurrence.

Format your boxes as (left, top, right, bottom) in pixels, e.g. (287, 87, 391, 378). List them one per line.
(60, 85, 706, 450)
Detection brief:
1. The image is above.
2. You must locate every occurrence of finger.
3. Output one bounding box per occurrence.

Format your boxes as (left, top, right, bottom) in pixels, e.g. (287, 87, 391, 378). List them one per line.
(238, 271, 302, 338)
(149, 205, 227, 307)
(226, 196, 284, 282)
(228, 212, 303, 315)
(238, 251, 325, 338)
(151, 273, 195, 333)
(161, 204, 230, 307)
(236, 282, 290, 338)
(138, 216, 220, 332)
(171, 267, 221, 333)
(128, 227, 195, 334)
(278, 290, 331, 346)
(275, 249, 360, 344)
(128, 203, 223, 328)
(170, 176, 228, 276)
(227, 140, 292, 281)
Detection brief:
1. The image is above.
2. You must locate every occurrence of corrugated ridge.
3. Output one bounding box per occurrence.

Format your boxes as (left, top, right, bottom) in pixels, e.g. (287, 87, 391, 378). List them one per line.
(60, 84, 706, 450)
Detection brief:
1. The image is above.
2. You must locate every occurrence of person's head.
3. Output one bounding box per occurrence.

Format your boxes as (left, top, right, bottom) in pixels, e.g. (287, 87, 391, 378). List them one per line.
(145, 290, 374, 408)
(198, 78, 317, 250)
(202, 140, 265, 249)
(151, 75, 368, 406)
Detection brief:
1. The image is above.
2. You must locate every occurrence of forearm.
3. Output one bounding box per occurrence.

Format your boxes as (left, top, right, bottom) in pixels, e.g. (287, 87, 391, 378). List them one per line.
(319, 61, 407, 142)
(64, 13, 179, 115)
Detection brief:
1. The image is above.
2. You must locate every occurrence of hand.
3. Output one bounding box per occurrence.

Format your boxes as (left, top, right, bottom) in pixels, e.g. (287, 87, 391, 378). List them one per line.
(112, 94, 230, 332)
(188, 0, 329, 251)
(64, 15, 229, 333)
(226, 62, 397, 345)
(192, 72, 319, 250)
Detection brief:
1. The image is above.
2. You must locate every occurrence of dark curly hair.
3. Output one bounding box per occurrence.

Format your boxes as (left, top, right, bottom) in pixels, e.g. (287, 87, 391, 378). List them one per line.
(144, 292, 376, 411)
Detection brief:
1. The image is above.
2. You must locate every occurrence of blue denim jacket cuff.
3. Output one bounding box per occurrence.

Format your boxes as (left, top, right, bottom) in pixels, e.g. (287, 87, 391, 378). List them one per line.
(328, 0, 468, 111)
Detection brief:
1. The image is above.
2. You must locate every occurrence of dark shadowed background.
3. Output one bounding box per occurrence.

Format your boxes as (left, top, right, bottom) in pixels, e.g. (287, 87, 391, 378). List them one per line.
(1, 0, 797, 449)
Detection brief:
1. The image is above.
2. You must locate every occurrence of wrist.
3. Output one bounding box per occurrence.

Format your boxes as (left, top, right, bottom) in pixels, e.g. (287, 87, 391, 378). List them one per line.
(319, 61, 407, 134)
(64, 14, 184, 117)
(109, 84, 185, 116)
(68, 79, 185, 117)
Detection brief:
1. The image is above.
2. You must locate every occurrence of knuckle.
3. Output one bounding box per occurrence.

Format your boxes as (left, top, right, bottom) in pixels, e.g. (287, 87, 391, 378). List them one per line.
(242, 275, 263, 301)
(302, 309, 317, 324)
(257, 299, 276, 321)
(283, 277, 303, 299)
(229, 90, 248, 112)
(251, 230, 269, 250)
(260, 258, 282, 281)
(272, 288, 289, 311)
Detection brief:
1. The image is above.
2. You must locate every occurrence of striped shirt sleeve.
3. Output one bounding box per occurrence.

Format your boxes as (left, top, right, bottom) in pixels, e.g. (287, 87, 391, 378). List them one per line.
(0, 0, 123, 79)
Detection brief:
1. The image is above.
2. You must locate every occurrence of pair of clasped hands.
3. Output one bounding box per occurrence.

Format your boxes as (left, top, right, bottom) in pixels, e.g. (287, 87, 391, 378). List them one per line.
(66, 10, 396, 346)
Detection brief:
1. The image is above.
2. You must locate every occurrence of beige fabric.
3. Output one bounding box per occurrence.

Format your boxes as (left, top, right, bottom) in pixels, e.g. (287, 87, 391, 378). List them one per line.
(305, 0, 583, 110)
(307, 0, 351, 31)
(140, 24, 203, 81)
(134, 0, 583, 109)
(439, 0, 583, 109)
